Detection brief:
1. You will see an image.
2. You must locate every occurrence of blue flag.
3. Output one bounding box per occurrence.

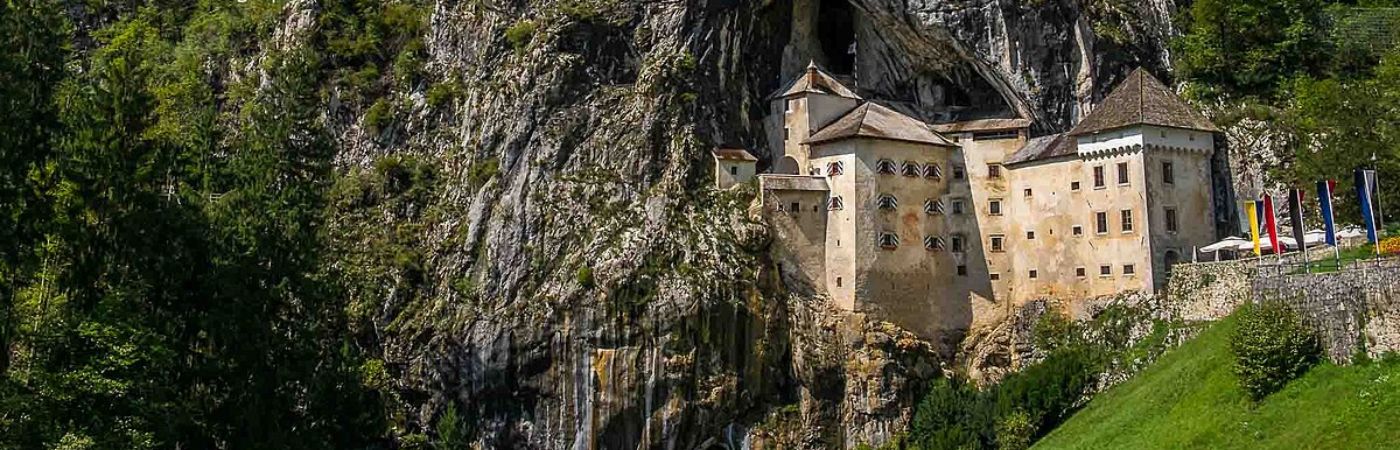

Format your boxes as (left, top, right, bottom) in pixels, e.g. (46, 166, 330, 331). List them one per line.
(1355, 169, 1379, 244)
(1317, 180, 1337, 246)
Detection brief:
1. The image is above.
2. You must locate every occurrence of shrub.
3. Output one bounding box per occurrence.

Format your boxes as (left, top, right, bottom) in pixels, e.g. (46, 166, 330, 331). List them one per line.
(1378, 236, 1400, 256)
(505, 20, 536, 52)
(576, 266, 594, 289)
(995, 410, 1034, 450)
(1230, 302, 1322, 400)
(364, 98, 394, 135)
(909, 377, 989, 449)
(466, 157, 500, 191)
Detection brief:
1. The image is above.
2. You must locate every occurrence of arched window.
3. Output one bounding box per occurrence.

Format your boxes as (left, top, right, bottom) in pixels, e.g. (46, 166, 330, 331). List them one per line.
(876, 159, 898, 175)
(828, 196, 845, 211)
(878, 232, 900, 250)
(827, 161, 845, 176)
(923, 163, 942, 179)
(924, 236, 945, 251)
(924, 199, 944, 215)
(877, 194, 898, 210)
(902, 161, 921, 177)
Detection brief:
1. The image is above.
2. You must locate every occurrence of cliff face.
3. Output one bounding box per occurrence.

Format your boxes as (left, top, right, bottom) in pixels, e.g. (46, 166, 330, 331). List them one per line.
(320, 0, 1183, 447)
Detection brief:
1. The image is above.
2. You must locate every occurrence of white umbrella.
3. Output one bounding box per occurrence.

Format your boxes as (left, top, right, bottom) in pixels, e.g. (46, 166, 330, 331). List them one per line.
(1304, 229, 1328, 246)
(1201, 236, 1249, 253)
(1339, 226, 1366, 239)
(1237, 236, 1300, 252)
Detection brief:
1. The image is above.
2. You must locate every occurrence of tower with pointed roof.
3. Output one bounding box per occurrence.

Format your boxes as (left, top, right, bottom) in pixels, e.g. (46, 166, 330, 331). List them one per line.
(767, 62, 863, 175)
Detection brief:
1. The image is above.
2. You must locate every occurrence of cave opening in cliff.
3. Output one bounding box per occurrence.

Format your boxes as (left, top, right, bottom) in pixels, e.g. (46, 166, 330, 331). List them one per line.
(817, 0, 856, 75)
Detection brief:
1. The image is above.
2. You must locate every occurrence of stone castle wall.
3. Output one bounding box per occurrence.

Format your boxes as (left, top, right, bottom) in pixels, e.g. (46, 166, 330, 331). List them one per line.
(1165, 256, 1400, 363)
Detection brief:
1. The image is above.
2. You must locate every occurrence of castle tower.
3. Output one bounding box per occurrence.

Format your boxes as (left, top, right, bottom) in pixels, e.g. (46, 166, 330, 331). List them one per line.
(766, 62, 862, 175)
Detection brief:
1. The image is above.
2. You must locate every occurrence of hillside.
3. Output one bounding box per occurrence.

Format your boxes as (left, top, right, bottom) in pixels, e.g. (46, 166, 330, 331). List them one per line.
(1035, 314, 1400, 449)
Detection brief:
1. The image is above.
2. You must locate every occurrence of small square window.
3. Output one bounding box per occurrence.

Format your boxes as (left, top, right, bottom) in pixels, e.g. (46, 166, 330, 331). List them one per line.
(990, 273, 1001, 281)
(990, 235, 1005, 252)
(790, 202, 800, 212)
(1026, 231, 1036, 240)
(729, 166, 738, 176)
(951, 235, 965, 253)
(1124, 264, 1136, 275)
(1100, 265, 1112, 276)
(1072, 225, 1084, 236)
(878, 232, 899, 250)
(1024, 188, 1033, 198)
(829, 196, 845, 211)
(957, 265, 968, 276)
(1076, 267, 1086, 277)
(953, 166, 966, 180)
(989, 199, 1003, 216)
(1071, 181, 1081, 191)
(988, 164, 1003, 179)
(1029, 269, 1038, 279)
(876, 159, 898, 175)
(827, 161, 845, 176)
(877, 194, 899, 210)
(952, 200, 965, 215)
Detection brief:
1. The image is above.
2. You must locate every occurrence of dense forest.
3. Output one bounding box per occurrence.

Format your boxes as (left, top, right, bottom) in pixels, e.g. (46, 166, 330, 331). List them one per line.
(2, 0, 1399, 449)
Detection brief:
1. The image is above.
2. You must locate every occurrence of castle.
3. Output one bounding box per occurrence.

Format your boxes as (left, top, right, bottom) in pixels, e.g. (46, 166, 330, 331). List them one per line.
(716, 63, 1229, 339)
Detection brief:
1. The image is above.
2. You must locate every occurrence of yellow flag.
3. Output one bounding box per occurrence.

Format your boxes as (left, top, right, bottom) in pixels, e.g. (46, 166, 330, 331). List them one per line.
(1245, 201, 1261, 256)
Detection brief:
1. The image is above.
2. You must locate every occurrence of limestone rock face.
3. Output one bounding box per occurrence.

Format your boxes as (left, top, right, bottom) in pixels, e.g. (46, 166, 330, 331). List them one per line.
(312, 0, 1186, 447)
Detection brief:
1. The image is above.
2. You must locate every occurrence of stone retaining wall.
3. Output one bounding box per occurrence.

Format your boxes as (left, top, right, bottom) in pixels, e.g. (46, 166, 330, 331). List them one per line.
(1165, 256, 1400, 363)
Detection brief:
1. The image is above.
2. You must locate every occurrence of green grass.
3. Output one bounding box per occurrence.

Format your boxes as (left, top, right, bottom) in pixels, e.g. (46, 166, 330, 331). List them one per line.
(1296, 243, 1378, 273)
(1034, 313, 1400, 449)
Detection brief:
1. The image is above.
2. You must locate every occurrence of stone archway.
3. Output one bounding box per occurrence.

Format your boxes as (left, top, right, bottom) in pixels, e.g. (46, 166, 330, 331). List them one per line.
(775, 156, 800, 175)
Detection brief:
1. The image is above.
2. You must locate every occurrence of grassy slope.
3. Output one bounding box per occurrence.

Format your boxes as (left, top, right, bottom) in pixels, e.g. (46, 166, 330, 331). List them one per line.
(1035, 314, 1400, 449)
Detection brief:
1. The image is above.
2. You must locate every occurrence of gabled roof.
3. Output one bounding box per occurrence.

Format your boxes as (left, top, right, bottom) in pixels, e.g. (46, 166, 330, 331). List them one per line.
(932, 118, 1032, 134)
(770, 61, 861, 100)
(712, 148, 758, 162)
(804, 102, 957, 147)
(1006, 133, 1075, 166)
(1068, 68, 1219, 136)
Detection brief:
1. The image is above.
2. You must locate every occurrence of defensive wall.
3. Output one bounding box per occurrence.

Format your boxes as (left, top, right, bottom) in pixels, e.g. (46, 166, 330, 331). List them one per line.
(1165, 254, 1400, 363)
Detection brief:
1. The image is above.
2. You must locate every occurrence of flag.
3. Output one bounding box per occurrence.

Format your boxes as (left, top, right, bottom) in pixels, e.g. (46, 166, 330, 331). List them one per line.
(1263, 194, 1281, 253)
(1288, 188, 1306, 251)
(1318, 179, 1338, 246)
(1355, 169, 1379, 244)
(1245, 200, 1261, 256)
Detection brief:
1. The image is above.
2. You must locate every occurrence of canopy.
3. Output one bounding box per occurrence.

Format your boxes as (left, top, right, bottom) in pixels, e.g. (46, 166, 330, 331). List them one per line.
(1338, 226, 1367, 239)
(1200, 236, 1250, 253)
(1304, 229, 1328, 246)
(1237, 236, 1299, 252)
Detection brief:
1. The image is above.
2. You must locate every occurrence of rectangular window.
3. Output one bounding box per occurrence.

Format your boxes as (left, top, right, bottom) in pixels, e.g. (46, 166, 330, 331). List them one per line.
(1123, 264, 1136, 275)
(1093, 166, 1105, 188)
(1095, 212, 1108, 234)
(1100, 264, 1112, 276)
(1162, 161, 1175, 185)
(1072, 225, 1084, 236)
(1117, 162, 1129, 185)
(785, 99, 794, 113)
(988, 164, 1003, 179)
(790, 202, 800, 213)
(990, 235, 1005, 252)
(953, 166, 966, 180)
(836, 277, 842, 287)
(924, 199, 945, 215)
(1024, 188, 1033, 198)
(1121, 209, 1134, 233)
(1076, 267, 1087, 277)
(827, 161, 845, 176)
(729, 166, 738, 176)
(989, 199, 1003, 216)
(1029, 269, 1038, 279)
(952, 199, 965, 215)
(1027, 231, 1036, 240)
(1071, 181, 1081, 191)
(828, 196, 845, 211)
(951, 235, 965, 253)
(1165, 207, 1178, 232)
(957, 265, 968, 276)
(784, 127, 791, 141)
(990, 273, 1001, 281)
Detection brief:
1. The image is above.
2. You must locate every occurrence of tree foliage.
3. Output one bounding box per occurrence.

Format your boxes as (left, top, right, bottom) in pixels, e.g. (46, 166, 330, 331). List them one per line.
(1230, 302, 1322, 401)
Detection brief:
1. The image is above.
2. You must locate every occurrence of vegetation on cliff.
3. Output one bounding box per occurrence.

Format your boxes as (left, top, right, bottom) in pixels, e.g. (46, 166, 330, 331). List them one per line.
(1035, 313, 1400, 449)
